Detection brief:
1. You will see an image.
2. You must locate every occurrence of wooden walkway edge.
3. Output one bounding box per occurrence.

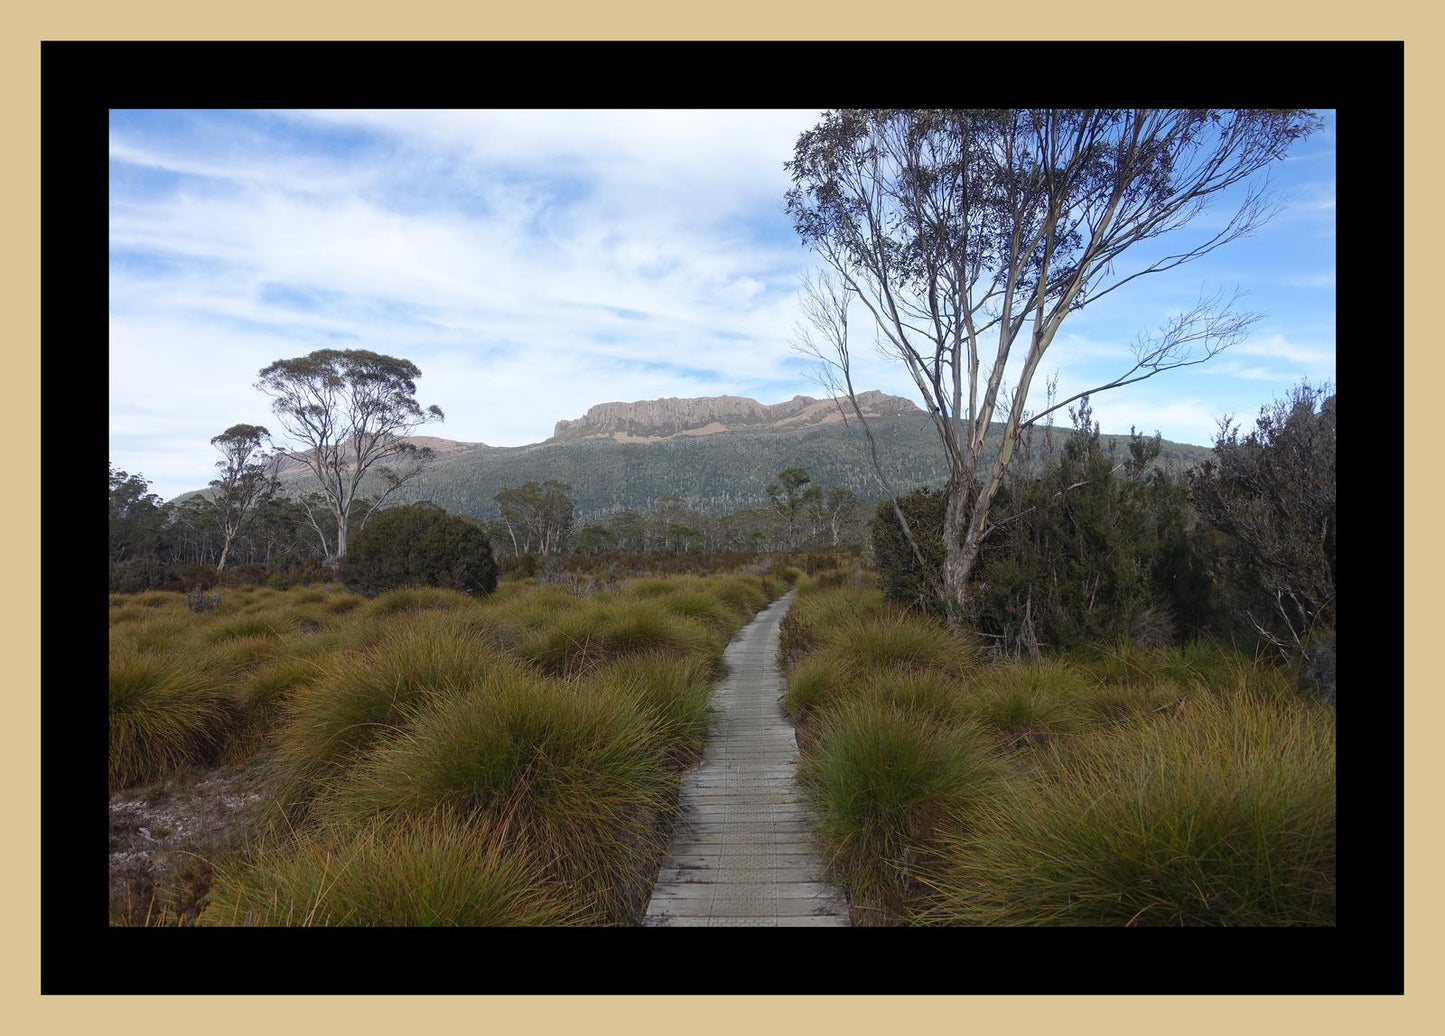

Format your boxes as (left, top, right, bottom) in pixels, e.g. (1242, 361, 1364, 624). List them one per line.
(643, 590, 850, 927)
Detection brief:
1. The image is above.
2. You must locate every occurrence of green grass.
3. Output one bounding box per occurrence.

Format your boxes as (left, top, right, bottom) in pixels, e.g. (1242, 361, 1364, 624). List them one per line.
(920, 690, 1336, 926)
(798, 701, 1009, 924)
(782, 607, 976, 723)
(777, 581, 1335, 927)
(321, 666, 676, 922)
(582, 653, 716, 766)
(777, 586, 887, 665)
(959, 659, 1093, 744)
(513, 596, 722, 678)
(266, 611, 507, 817)
(366, 585, 479, 616)
(203, 811, 590, 926)
(108, 575, 791, 926)
(110, 645, 235, 788)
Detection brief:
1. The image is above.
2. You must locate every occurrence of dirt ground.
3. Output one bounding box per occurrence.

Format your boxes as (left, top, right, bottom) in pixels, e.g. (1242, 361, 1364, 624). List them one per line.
(108, 757, 271, 925)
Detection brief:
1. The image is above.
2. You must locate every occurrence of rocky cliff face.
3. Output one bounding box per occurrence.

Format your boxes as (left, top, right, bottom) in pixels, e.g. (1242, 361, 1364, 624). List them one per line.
(549, 391, 919, 442)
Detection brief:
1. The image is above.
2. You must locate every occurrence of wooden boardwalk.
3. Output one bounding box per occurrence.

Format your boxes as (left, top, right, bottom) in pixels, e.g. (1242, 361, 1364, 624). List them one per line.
(643, 591, 850, 927)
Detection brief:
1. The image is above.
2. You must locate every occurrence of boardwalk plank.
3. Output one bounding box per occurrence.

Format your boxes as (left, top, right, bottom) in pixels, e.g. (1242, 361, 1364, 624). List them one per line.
(643, 591, 850, 927)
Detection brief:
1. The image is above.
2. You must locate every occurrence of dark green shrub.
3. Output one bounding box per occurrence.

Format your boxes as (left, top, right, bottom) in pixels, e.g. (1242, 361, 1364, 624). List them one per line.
(499, 553, 538, 580)
(218, 563, 268, 588)
(342, 503, 498, 598)
(109, 557, 180, 594)
(1189, 383, 1335, 662)
(869, 489, 947, 613)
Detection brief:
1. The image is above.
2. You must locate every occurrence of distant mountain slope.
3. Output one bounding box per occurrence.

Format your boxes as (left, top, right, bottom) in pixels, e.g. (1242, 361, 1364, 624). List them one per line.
(246, 392, 1213, 522)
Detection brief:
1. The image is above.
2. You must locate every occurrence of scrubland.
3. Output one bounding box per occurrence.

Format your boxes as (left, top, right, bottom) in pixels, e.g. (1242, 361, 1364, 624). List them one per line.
(779, 574, 1335, 926)
(109, 572, 781, 925)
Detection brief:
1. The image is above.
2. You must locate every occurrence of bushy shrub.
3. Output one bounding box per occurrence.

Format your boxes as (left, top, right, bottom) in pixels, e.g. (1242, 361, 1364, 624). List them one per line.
(342, 503, 498, 598)
(498, 553, 538, 580)
(218, 563, 268, 589)
(869, 490, 947, 613)
(1189, 383, 1335, 662)
(109, 557, 180, 594)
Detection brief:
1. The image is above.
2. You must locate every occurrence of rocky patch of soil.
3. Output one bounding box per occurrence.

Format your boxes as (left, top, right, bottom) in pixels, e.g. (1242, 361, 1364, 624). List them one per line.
(109, 759, 271, 925)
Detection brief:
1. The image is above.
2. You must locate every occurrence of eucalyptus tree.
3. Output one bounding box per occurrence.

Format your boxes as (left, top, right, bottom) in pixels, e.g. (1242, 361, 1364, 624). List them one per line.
(108, 464, 167, 562)
(208, 423, 280, 572)
(254, 349, 444, 560)
(766, 466, 814, 549)
(788, 108, 1321, 622)
(493, 480, 576, 557)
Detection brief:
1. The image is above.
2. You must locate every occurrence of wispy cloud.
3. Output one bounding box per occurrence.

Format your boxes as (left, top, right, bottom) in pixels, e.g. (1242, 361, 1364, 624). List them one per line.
(109, 109, 1337, 500)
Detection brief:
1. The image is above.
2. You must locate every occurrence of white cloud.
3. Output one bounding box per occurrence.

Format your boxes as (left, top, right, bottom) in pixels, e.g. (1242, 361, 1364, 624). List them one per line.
(108, 108, 1337, 501)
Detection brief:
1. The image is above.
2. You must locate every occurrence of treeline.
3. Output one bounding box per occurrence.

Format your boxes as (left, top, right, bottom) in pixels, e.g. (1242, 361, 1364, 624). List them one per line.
(108, 465, 874, 594)
(872, 384, 1335, 688)
(479, 471, 870, 561)
(109, 469, 345, 591)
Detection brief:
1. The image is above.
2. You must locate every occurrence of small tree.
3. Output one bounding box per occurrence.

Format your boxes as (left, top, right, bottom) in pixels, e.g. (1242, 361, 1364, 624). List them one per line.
(208, 423, 280, 572)
(341, 502, 498, 597)
(255, 349, 444, 561)
(494, 480, 576, 557)
(766, 466, 813, 549)
(788, 108, 1322, 624)
(108, 464, 168, 563)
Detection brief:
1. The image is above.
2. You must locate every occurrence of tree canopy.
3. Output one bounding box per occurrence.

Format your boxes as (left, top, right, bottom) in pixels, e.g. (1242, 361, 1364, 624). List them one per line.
(255, 349, 444, 560)
(788, 108, 1322, 622)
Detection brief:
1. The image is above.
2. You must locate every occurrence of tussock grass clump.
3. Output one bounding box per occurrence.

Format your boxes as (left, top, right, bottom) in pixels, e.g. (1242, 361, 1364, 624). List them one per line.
(623, 573, 770, 623)
(854, 669, 971, 729)
(783, 607, 975, 724)
(706, 574, 773, 618)
(833, 610, 976, 677)
(206, 614, 285, 643)
(109, 604, 152, 627)
(203, 812, 589, 926)
(479, 584, 583, 635)
(323, 669, 674, 922)
(367, 585, 478, 616)
(583, 653, 716, 765)
(110, 614, 199, 655)
(514, 597, 721, 678)
(110, 646, 235, 788)
(267, 613, 506, 815)
(133, 591, 185, 610)
(799, 702, 1009, 924)
(199, 634, 284, 675)
(240, 655, 330, 715)
(625, 576, 680, 598)
(650, 588, 739, 636)
(961, 660, 1093, 743)
(782, 653, 846, 721)
(283, 625, 363, 659)
(325, 592, 366, 615)
(921, 690, 1336, 926)
(1074, 678, 1192, 725)
(779, 587, 888, 665)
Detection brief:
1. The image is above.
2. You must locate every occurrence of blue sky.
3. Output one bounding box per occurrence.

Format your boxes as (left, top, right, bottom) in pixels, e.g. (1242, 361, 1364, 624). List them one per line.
(109, 109, 1336, 502)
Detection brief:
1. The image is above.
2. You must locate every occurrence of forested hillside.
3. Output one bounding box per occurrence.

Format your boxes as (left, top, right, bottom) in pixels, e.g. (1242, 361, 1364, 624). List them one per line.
(257, 404, 1213, 523)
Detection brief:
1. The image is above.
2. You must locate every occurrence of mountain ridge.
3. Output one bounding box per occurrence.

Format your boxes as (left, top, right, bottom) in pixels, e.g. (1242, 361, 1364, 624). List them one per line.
(183, 391, 1213, 519)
